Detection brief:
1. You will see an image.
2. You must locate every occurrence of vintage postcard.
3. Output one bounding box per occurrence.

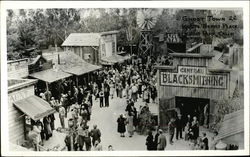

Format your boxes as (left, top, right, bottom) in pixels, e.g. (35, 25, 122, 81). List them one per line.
(1, 0, 249, 156)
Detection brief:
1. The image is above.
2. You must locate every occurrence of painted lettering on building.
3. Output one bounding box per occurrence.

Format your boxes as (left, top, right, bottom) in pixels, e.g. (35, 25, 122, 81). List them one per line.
(8, 86, 34, 103)
(166, 33, 182, 43)
(160, 66, 227, 89)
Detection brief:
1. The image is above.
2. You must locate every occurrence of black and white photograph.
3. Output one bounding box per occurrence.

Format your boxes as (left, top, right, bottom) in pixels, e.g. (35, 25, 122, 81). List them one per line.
(1, 0, 249, 156)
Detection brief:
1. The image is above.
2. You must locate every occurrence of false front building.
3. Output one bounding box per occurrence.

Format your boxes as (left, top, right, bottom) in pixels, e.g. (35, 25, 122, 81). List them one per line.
(156, 44, 243, 137)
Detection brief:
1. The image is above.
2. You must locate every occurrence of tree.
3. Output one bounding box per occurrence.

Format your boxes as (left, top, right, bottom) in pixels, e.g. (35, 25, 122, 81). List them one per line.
(44, 9, 81, 51)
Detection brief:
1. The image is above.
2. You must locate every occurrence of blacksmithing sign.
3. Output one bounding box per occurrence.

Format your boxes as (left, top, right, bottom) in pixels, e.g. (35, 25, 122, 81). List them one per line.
(160, 66, 228, 89)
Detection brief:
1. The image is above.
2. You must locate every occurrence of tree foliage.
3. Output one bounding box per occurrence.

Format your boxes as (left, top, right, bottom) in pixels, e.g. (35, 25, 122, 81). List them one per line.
(6, 8, 243, 59)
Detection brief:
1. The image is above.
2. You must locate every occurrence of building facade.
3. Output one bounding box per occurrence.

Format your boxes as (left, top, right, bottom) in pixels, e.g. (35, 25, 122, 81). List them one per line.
(8, 59, 29, 79)
(62, 31, 119, 65)
(156, 53, 234, 129)
(8, 79, 37, 145)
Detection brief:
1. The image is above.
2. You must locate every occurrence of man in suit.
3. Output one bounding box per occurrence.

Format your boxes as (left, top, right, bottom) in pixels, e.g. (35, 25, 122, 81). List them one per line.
(157, 129, 167, 150)
(90, 125, 101, 146)
(153, 128, 160, 150)
(175, 114, 183, 140)
(104, 82, 110, 107)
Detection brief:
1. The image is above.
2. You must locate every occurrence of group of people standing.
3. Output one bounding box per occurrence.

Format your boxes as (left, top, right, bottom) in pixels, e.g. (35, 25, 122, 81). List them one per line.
(28, 114, 55, 151)
(146, 129, 167, 150)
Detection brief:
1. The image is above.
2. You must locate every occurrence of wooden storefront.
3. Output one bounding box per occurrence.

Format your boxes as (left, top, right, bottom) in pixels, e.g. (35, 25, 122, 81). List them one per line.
(8, 79, 56, 149)
(8, 79, 37, 144)
(156, 53, 231, 129)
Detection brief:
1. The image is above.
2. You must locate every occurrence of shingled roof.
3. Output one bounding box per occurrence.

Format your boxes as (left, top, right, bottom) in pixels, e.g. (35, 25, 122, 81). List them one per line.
(61, 31, 119, 47)
(43, 51, 101, 75)
(62, 33, 101, 47)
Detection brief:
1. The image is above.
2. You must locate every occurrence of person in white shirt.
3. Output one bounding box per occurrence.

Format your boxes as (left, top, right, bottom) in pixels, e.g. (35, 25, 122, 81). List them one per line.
(131, 84, 138, 102)
(58, 105, 66, 128)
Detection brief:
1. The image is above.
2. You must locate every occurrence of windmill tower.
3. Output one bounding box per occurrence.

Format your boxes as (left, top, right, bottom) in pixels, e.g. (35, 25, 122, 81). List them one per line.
(137, 9, 157, 56)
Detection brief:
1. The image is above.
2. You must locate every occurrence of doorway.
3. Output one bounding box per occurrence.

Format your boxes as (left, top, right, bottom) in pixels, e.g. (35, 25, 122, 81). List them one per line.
(175, 96, 210, 126)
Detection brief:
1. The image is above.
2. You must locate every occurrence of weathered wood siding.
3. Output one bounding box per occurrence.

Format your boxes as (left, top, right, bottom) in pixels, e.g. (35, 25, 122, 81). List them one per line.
(71, 46, 99, 64)
(160, 56, 230, 100)
(8, 85, 34, 144)
(8, 59, 29, 79)
(158, 83, 230, 100)
(173, 57, 212, 67)
(157, 55, 231, 128)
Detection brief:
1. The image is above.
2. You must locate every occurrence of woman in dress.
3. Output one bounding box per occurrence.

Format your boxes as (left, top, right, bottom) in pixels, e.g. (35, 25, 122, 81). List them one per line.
(146, 131, 154, 150)
(127, 113, 134, 137)
(117, 114, 126, 137)
(43, 116, 52, 140)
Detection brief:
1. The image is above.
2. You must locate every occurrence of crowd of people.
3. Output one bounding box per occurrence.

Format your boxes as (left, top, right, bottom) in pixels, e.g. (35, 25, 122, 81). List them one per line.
(27, 54, 224, 151)
(28, 55, 160, 151)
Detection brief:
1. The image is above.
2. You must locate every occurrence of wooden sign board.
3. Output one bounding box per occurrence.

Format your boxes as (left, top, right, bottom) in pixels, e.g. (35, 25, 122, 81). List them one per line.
(160, 66, 228, 89)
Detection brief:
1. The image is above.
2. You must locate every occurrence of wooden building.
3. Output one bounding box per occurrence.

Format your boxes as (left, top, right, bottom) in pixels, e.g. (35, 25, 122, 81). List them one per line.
(62, 31, 128, 65)
(8, 59, 29, 79)
(8, 79, 55, 148)
(43, 51, 101, 87)
(62, 31, 117, 64)
(156, 52, 237, 129)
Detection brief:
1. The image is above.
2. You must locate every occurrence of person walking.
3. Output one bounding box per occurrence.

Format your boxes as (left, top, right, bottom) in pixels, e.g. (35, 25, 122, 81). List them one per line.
(131, 83, 138, 102)
(127, 113, 134, 137)
(117, 114, 126, 137)
(43, 116, 52, 140)
(90, 125, 101, 146)
(99, 89, 104, 108)
(104, 83, 110, 107)
(157, 129, 167, 150)
(146, 131, 154, 150)
(168, 118, 175, 145)
(84, 126, 92, 151)
(49, 114, 55, 131)
(58, 105, 66, 128)
(117, 82, 123, 98)
(109, 80, 115, 99)
(77, 123, 85, 151)
(153, 128, 160, 150)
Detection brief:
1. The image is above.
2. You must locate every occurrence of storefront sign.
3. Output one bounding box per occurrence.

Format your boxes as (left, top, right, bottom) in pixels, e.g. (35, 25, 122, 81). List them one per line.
(166, 33, 182, 43)
(8, 86, 34, 103)
(160, 66, 227, 89)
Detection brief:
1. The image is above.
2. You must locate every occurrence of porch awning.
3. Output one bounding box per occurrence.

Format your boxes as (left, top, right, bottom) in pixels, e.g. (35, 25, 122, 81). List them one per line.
(63, 63, 101, 76)
(29, 69, 72, 83)
(13, 95, 56, 121)
(101, 54, 128, 65)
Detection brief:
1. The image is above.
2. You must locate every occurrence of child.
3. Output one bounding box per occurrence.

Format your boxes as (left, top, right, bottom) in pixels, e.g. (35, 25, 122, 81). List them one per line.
(184, 122, 190, 141)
